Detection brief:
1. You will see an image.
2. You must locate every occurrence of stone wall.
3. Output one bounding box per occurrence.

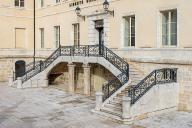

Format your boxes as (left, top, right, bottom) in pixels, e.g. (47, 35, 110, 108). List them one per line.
(129, 60, 192, 111)
(48, 63, 115, 95)
(130, 83, 179, 120)
(0, 57, 34, 82)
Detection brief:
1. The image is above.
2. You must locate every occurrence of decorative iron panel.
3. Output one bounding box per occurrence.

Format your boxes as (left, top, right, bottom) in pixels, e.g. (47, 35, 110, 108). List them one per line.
(128, 68, 178, 105)
(17, 44, 129, 99)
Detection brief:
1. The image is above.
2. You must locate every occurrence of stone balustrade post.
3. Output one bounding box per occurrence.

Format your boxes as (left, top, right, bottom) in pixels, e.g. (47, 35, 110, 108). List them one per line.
(122, 96, 131, 119)
(8, 76, 13, 87)
(95, 92, 103, 111)
(17, 77, 22, 89)
(41, 79, 49, 87)
(83, 64, 91, 95)
(68, 64, 75, 93)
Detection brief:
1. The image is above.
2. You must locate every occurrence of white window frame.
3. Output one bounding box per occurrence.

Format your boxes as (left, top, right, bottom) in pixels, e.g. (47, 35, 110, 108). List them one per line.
(161, 9, 177, 47)
(40, 28, 44, 49)
(56, 0, 60, 3)
(123, 15, 136, 47)
(39, 0, 44, 8)
(54, 26, 60, 48)
(73, 23, 80, 46)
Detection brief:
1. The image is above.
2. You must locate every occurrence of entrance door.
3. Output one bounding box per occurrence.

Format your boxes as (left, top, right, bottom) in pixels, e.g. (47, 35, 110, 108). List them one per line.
(95, 20, 104, 55)
(15, 60, 26, 78)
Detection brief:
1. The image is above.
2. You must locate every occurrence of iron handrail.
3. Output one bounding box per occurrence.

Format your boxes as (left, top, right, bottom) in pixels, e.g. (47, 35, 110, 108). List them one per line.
(15, 45, 129, 101)
(128, 68, 178, 105)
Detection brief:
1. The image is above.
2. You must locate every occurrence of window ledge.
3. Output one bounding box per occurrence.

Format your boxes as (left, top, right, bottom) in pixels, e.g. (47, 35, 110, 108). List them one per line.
(14, 6, 26, 10)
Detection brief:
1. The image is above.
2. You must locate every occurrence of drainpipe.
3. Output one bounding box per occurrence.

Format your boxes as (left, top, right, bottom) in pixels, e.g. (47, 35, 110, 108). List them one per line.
(33, 0, 36, 68)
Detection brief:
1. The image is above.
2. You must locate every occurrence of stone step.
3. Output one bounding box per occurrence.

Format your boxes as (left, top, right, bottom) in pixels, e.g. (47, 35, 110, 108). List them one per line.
(116, 93, 126, 97)
(104, 103, 122, 111)
(113, 96, 122, 101)
(121, 90, 128, 93)
(92, 110, 122, 123)
(101, 108, 122, 117)
(109, 100, 122, 106)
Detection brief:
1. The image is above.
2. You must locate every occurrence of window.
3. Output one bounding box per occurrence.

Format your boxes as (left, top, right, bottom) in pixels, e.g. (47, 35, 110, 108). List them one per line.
(40, 28, 44, 48)
(40, 0, 44, 7)
(15, 0, 24, 7)
(73, 23, 80, 46)
(56, 0, 60, 3)
(15, 28, 25, 48)
(124, 16, 135, 47)
(161, 10, 177, 46)
(54, 26, 60, 48)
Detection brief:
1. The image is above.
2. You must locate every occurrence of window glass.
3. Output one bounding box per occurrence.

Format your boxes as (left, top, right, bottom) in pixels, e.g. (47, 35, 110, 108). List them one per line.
(161, 10, 177, 46)
(124, 16, 135, 47)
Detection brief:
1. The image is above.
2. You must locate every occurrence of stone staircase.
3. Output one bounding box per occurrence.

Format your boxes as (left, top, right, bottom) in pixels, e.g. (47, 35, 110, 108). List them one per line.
(99, 64, 144, 121)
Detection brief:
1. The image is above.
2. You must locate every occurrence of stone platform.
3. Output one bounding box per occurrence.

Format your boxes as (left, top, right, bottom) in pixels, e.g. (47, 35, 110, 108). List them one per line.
(0, 83, 192, 128)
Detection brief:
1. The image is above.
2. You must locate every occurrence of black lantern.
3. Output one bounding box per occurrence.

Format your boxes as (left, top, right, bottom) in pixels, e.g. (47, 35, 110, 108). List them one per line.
(103, 0, 109, 12)
(75, 6, 81, 16)
(103, 0, 114, 17)
(75, 6, 85, 21)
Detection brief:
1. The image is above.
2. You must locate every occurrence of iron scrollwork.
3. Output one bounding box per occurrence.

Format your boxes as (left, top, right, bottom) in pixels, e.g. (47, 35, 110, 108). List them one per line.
(128, 68, 178, 105)
(15, 45, 129, 99)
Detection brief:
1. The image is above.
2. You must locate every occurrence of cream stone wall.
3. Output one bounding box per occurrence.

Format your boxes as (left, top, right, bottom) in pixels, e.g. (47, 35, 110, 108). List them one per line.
(0, 0, 34, 49)
(0, 0, 192, 111)
(124, 60, 192, 111)
(49, 63, 115, 95)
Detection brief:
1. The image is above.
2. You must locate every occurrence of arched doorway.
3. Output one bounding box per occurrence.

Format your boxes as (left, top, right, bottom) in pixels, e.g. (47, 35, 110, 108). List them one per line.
(15, 60, 26, 79)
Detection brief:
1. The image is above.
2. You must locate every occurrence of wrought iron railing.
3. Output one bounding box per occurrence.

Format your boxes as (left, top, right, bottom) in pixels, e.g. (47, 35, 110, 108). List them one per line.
(102, 72, 128, 101)
(18, 45, 129, 97)
(128, 68, 177, 105)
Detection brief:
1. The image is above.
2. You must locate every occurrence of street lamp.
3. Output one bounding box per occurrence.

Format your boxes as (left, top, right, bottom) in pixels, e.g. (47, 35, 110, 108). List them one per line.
(75, 6, 85, 21)
(103, 0, 114, 17)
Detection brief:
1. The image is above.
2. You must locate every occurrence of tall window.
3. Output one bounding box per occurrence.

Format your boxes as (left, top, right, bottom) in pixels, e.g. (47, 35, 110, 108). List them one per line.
(54, 26, 60, 48)
(162, 10, 177, 46)
(15, 0, 24, 7)
(40, 28, 44, 48)
(40, 0, 44, 7)
(56, 0, 60, 3)
(124, 16, 135, 47)
(73, 23, 80, 46)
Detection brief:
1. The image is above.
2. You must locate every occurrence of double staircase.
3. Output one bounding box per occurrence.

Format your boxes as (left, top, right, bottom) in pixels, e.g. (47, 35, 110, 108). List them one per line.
(11, 45, 178, 123)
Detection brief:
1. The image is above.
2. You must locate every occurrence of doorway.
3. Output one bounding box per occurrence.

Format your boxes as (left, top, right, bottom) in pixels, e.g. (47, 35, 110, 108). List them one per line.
(15, 60, 26, 79)
(95, 20, 104, 55)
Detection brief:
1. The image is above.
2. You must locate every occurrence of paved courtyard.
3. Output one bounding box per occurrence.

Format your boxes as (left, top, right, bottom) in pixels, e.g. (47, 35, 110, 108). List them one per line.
(0, 83, 192, 128)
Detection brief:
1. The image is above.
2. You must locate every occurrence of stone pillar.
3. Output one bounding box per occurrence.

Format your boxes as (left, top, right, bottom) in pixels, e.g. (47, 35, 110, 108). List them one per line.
(17, 77, 22, 89)
(83, 64, 91, 95)
(68, 64, 75, 93)
(41, 79, 49, 88)
(122, 96, 131, 119)
(95, 92, 103, 111)
(8, 76, 13, 87)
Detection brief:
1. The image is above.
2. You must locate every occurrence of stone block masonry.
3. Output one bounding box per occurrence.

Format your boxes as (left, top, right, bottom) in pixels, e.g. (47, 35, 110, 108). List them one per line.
(129, 61, 192, 112)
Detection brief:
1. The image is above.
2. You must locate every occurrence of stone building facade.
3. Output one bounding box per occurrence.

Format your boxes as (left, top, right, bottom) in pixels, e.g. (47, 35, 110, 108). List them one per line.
(0, 0, 192, 112)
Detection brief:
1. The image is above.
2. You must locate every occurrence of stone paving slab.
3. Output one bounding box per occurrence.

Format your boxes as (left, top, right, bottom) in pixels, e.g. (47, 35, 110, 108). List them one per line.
(0, 83, 192, 128)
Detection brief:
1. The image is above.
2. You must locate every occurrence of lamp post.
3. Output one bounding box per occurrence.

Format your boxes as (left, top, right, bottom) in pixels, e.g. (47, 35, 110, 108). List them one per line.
(33, 0, 36, 68)
(75, 6, 85, 21)
(103, 0, 114, 17)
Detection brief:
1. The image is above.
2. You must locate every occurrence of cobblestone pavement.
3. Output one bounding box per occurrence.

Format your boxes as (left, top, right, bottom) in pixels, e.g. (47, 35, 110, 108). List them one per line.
(0, 83, 192, 128)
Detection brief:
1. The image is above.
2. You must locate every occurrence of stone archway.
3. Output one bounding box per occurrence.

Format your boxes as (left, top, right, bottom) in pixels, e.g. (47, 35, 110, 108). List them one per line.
(47, 62, 68, 90)
(21, 56, 122, 92)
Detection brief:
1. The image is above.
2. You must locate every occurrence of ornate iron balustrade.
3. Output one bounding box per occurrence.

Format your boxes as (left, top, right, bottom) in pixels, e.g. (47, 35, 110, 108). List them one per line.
(102, 72, 128, 101)
(25, 61, 41, 74)
(18, 45, 129, 91)
(128, 68, 178, 105)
